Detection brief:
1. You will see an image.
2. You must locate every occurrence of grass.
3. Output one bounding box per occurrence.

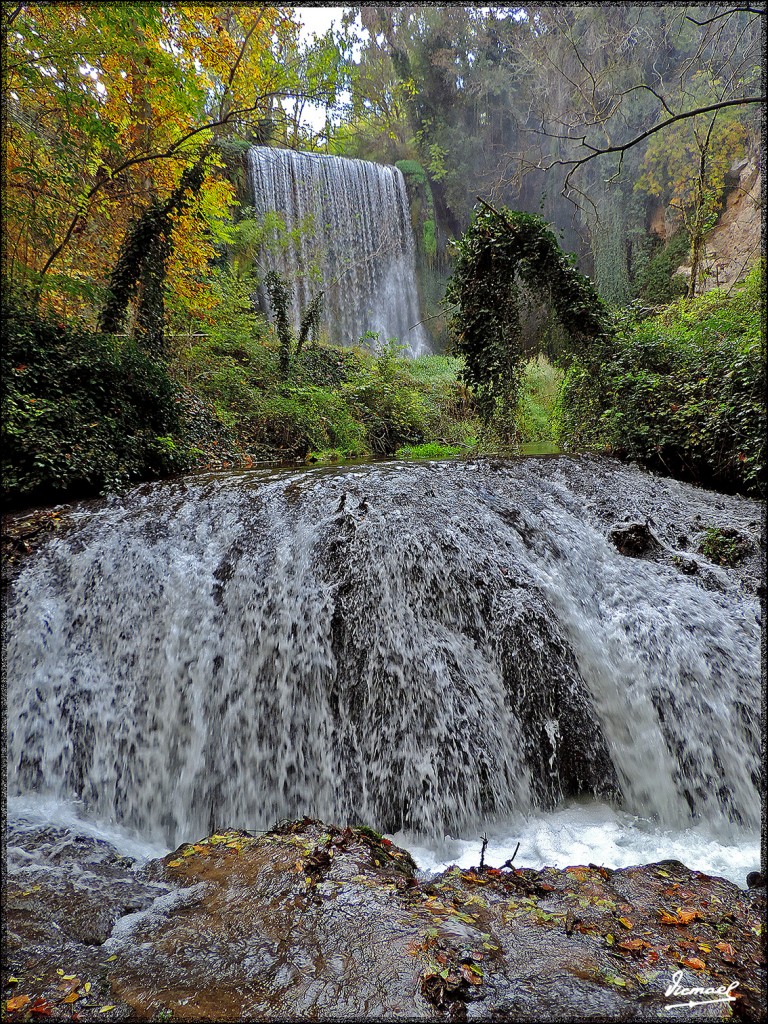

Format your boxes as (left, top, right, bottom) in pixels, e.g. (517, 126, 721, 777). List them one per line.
(517, 354, 564, 446)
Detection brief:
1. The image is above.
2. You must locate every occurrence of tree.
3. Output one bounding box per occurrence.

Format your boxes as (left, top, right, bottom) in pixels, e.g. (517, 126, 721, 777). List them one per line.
(635, 111, 748, 296)
(2, 4, 336, 328)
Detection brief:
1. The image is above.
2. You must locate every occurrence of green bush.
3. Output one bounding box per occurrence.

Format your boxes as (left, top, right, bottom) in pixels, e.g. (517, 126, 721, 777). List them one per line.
(634, 231, 690, 303)
(2, 295, 189, 505)
(175, 329, 480, 465)
(557, 262, 765, 495)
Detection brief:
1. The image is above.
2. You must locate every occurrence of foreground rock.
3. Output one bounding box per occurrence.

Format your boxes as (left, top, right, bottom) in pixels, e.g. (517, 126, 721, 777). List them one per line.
(4, 820, 765, 1022)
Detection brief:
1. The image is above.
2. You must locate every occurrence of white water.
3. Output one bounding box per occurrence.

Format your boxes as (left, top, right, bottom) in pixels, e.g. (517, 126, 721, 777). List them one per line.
(247, 147, 429, 353)
(397, 801, 761, 885)
(5, 458, 762, 883)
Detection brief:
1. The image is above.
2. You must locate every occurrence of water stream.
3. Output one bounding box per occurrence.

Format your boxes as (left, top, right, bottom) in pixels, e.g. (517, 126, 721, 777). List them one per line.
(5, 457, 762, 884)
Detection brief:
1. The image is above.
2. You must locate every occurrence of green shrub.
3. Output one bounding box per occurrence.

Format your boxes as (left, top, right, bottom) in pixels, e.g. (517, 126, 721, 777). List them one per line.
(2, 295, 189, 505)
(634, 231, 690, 303)
(558, 262, 765, 495)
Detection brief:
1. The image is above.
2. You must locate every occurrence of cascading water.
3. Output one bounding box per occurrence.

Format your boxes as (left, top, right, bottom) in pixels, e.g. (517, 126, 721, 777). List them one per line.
(6, 457, 762, 882)
(247, 147, 429, 354)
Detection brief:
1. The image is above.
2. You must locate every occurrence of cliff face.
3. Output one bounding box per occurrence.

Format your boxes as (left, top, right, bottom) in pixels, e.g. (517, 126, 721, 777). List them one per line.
(675, 156, 762, 292)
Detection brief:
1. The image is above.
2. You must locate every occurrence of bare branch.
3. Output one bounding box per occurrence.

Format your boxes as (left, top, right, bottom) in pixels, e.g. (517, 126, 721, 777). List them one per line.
(542, 96, 764, 184)
(686, 8, 765, 27)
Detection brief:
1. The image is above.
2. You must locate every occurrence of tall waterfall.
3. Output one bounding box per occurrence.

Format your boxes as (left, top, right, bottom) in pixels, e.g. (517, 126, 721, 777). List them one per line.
(6, 458, 761, 851)
(247, 147, 429, 354)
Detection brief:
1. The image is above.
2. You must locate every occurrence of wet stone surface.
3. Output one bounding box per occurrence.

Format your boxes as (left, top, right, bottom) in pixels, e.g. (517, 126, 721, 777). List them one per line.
(4, 820, 765, 1022)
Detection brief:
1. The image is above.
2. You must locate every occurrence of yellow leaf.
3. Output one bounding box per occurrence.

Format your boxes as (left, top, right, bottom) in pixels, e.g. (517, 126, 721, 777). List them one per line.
(85, 982, 92, 993)
(6, 995, 32, 1012)
(100, 1006, 117, 1012)
(167, 859, 183, 867)
(63, 991, 80, 1003)
(619, 917, 633, 929)
(658, 910, 681, 925)
(105, 955, 117, 962)
(7, 977, 20, 984)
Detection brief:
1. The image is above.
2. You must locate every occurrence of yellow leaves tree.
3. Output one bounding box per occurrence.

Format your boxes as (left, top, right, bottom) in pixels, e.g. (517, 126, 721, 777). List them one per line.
(3, 3, 303, 326)
(635, 110, 747, 297)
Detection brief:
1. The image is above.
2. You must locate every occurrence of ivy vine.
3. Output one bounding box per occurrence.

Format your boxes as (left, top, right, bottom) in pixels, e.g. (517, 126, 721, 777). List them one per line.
(99, 158, 208, 357)
(265, 270, 323, 376)
(446, 202, 609, 426)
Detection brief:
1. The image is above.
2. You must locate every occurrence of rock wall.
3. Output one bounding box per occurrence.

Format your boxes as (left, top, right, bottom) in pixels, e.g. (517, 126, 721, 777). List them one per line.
(675, 156, 763, 292)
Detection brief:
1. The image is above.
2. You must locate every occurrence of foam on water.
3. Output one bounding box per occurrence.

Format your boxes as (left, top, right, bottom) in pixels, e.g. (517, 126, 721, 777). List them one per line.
(395, 801, 760, 886)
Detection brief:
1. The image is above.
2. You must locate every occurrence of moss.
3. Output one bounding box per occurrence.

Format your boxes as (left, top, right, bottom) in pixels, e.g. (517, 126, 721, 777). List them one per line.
(698, 526, 752, 566)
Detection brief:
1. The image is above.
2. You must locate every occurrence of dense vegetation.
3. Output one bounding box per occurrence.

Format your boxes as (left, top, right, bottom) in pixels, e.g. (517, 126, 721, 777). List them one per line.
(2, 296, 187, 504)
(558, 263, 764, 496)
(2, 4, 763, 508)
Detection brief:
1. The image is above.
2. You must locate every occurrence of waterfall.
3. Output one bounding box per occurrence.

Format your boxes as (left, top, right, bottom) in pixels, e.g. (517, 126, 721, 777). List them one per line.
(247, 147, 429, 354)
(6, 458, 761, 852)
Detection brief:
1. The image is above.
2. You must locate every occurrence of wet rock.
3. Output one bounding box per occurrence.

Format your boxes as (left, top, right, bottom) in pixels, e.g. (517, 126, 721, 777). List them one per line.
(671, 554, 699, 575)
(6, 821, 764, 1022)
(746, 870, 765, 889)
(609, 521, 662, 558)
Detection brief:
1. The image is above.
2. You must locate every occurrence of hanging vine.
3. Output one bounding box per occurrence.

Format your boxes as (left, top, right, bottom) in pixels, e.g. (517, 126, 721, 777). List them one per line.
(265, 270, 323, 374)
(446, 202, 609, 426)
(99, 158, 208, 357)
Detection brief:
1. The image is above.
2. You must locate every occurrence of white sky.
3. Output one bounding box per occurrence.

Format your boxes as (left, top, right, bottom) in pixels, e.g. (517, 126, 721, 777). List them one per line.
(292, 7, 351, 135)
(294, 6, 345, 40)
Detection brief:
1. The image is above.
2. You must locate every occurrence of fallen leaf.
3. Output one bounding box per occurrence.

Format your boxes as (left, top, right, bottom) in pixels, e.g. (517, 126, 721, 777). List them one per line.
(63, 992, 80, 1004)
(460, 965, 483, 985)
(167, 859, 183, 868)
(715, 941, 736, 958)
(29, 999, 54, 1017)
(84, 983, 91, 994)
(676, 908, 702, 924)
(100, 1007, 117, 1013)
(658, 910, 681, 925)
(6, 995, 32, 1012)
(618, 938, 650, 951)
(7, 978, 20, 985)
(105, 956, 117, 963)
(619, 917, 633, 929)
(681, 957, 706, 971)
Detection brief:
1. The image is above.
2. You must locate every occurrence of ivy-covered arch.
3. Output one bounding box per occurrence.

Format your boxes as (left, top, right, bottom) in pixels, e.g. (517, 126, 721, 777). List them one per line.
(446, 202, 609, 424)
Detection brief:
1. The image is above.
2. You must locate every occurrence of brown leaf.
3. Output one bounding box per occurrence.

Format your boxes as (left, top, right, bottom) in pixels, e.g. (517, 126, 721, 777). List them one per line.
(460, 965, 483, 985)
(618, 938, 650, 951)
(658, 909, 681, 925)
(29, 999, 54, 1017)
(63, 992, 80, 1004)
(680, 957, 706, 971)
(676, 908, 702, 924)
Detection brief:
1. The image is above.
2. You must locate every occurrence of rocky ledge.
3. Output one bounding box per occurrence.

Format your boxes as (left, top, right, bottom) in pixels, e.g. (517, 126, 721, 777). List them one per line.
(4, 820, 765, 1022)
